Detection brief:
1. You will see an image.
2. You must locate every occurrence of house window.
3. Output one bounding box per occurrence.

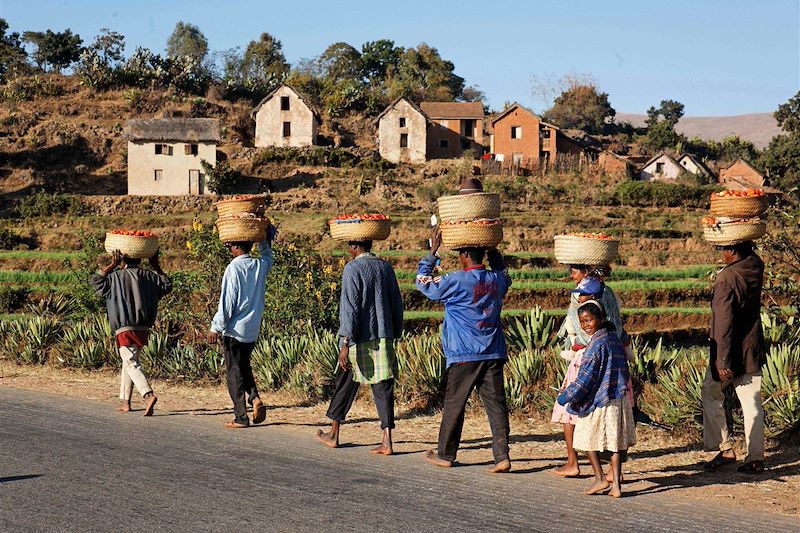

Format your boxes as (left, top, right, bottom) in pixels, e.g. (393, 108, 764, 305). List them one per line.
(283, 122, 291, 138)
(511, 126, 522, 139)
(399, 117, 406, 128)
(656, 162, 665, 174)
(440, 139, 449, 148)
(185, 144, 199, 156)
(463, 120, 474, 138)
(512, 153, 523, 165)
(280, 96, 290, 111)
(155, 144, 172, 155)
(154, 169, 163, 181)
(540, 127, 551, 138)
(400, 133, 408, 148)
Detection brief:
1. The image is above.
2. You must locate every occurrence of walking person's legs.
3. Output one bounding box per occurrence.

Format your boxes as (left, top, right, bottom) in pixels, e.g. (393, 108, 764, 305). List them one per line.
(117, 356, 134, 412)
(426, 362, 480, 467)
(584, 450, 611, 495)
(317, 367, 360, 447)
(734, 373, 765, 471)
(370, 378, 395, 455)
(119, 345, 157, 416)
(476, 360, 511, 473)
(701, 365, 736, 468)
(235, 341, 265, 424)
(223, 336, 249, 428)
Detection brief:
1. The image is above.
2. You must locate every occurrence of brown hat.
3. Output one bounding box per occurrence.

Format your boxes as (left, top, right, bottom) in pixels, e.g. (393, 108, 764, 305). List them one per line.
(459, 178, 483, 195)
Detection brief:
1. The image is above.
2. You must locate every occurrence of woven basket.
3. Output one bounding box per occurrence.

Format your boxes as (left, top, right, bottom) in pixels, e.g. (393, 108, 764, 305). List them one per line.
(329, 219, 391, 241)
(553, 235, 619, 266)
(214, 196, 265, 217)
(703, 220, 767, 246)
(104, 233, 159, 259)
(437, 193, 501, 222)
(216, 217, 267, 243)
(441, 223, 503, 248)
(710, 194, 768, 218)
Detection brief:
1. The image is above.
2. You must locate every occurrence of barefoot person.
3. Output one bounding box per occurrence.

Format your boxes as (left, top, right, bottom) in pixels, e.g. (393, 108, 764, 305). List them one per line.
(557, 300, 635, 498)
(417, 227, 512, 473)
(208, 224, 275, 429)
(702, 241, 766, 473)
(91, 249, 172, 416)
(316, 239, 404, 455)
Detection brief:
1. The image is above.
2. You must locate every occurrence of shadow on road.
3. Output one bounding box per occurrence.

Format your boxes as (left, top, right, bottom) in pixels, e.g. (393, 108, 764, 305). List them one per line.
(0, 475, 42, 484)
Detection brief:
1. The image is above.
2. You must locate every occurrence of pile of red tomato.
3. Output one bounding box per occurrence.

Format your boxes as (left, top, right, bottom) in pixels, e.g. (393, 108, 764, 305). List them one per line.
(442, 219, 501, 226)
(566, 232, 616, 240)
(329, 213, 390, 224)
(109, 229, 156, 237)
(714, 189, 764, 198)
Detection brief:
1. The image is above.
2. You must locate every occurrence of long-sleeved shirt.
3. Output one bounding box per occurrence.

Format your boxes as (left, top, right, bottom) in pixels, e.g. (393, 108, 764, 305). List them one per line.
(415, 250, 511, 367)
(337, 253, 404, 344)
(710, 253, 766, 380)
(557, 328, 630, 417)
(91, 267, 172, 336)
(210, 240, 274, 343)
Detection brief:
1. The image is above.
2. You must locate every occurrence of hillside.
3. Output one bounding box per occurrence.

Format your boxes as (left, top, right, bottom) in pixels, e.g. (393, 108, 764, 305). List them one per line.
(616, 112, 781, 148)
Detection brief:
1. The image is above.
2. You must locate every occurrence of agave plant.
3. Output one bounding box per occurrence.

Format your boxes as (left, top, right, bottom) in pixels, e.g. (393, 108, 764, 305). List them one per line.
(139, 331, 172, 377)
(506, 306, 556, 354)
(396, 333, 445, 404)
(761, 343, 800, 438)
(647, 352, 707, 427)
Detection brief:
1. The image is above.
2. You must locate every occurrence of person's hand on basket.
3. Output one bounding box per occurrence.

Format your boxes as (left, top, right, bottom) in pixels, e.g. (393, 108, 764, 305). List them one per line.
(102, 250, 123, 275)
(429, 225, 442, 256)
(265, 220, 277, 244)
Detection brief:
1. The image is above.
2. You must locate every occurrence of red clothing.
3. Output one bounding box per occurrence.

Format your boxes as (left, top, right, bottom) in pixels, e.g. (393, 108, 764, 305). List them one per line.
(116, 330, 149, 348)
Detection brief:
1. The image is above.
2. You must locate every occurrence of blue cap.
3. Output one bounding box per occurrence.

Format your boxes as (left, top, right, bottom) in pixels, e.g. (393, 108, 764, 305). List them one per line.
(569, 276, 603, 296)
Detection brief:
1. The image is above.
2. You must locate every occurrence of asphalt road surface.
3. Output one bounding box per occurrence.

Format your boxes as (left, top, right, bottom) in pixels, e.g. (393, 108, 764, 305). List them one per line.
(1, 387, 795, 532)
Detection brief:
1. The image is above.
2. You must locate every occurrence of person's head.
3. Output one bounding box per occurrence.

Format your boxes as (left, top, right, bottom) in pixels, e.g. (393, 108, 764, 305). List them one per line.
(456, 247, 486, 268)
(717, 241, 754, 264)
(225, 241, 253, 257)
(577, 300, 607, 336)
(568, 264, 589, 283)
(458, 178, 484, 195)
(347, 240, 372, 258)
(121, 256, 141, 268)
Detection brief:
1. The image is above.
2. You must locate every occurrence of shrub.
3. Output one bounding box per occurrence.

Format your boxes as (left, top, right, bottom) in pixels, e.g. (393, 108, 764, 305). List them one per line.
(0, 227, 24, 249)
(614, 180, 721, 208)
(252, 146, 359, 168)
(0, 286, 29, 312)
(15, 192, 87, 217)
(201, 159, 241, 194)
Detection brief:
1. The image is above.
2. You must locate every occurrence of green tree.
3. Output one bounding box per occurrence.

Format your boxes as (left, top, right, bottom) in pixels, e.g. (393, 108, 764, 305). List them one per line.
(775, 91, 800, 135)
(386, 43, 464, 102)
(22, 29, 83, 72)
(317, 42, 363, 82)
(460, 84, 485, 103)
(361, 39, 402, 80)
(90, 27, 125, 65)
(166, 22, 208, 61)
(760, 91, 800, 192)
(0, 18, 26, 79)
(643, 119, 683, 151)
(645, 99, 684, 128)
(237, 32, 289, 93)
(544, 84, 615, 133)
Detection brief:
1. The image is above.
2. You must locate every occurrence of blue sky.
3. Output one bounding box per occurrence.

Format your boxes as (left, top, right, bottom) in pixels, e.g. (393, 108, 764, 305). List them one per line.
(2, 0, 798, 115)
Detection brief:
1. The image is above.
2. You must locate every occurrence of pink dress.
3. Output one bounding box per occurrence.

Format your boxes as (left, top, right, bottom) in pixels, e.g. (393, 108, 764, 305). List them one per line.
(551, 350, 583, 424)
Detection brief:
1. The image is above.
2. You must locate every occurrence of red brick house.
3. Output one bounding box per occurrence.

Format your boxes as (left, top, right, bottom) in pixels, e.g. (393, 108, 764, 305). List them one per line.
(420, 101, 485, 159)
(719, 159, 766, 189)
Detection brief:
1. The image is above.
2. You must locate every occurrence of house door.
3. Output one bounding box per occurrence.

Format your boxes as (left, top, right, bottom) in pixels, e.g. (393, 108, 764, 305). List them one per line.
(189, 169, 204, 195)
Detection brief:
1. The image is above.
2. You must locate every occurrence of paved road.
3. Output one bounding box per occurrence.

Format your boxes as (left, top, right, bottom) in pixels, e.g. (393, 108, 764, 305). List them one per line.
(0, 388, 794, 532)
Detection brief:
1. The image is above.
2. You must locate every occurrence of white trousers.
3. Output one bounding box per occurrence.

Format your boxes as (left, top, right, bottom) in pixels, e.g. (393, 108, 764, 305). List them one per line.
(119, 345, 152, 401)
(701, 366, 764, 462)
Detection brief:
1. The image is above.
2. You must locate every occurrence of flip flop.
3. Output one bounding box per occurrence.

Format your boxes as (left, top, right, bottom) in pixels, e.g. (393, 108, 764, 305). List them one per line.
(252, 398, 266, 425)
(704, 451, 737, 470)
(736, 460, 765, 474)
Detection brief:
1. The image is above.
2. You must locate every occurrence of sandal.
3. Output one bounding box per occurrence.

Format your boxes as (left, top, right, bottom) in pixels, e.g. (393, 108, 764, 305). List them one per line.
(736, 460, 765, 474)
(704, 451, 737, 470)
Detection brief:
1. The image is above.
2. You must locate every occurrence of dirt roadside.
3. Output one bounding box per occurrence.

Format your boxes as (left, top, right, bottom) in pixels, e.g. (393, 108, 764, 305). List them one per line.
(1, 360, 797, 516)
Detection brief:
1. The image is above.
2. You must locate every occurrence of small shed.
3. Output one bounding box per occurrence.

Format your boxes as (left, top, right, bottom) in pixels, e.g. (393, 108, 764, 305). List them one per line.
(638, 152, 683, 181)
(420, 101, 485, 159)
(719, 159, 765, 188)
(125, 118, 219, 196)
(598, 150, 635, 177)
(252, 84, 320, 148)
(678, 154, 714, 180)
(374, 97, 430, 163)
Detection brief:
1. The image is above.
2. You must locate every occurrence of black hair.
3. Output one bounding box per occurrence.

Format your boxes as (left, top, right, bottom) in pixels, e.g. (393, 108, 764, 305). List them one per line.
(228, 241, 253, 251)
(458, 247, 486, 263)
(577, 301, 616, 332)
(348, 240, 373, 252)
(568, 264, 611, 278)
(723, 241, 754, 257)
(123, 257, 141, 266)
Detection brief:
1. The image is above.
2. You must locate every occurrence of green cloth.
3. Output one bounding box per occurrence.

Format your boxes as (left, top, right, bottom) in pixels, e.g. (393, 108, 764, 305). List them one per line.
(349, 338, 398, 385)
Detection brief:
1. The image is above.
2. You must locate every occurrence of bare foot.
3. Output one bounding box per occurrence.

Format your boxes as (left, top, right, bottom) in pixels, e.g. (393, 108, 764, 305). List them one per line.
(553, 464, 580, 477)
(252, 398, 266, 425)
(605, 469, 624, 483)
(142, 394, 158, 417)
(115, 401, 131, 413)
(370, 444, 393, 456)
(316, 429, 339, 449)
(425, 449, 452, 468)
(489, 459, 511, 474)
(224, 420, 248, 429)
(609, 486, 622, 498)
(583, 478, 611, 495)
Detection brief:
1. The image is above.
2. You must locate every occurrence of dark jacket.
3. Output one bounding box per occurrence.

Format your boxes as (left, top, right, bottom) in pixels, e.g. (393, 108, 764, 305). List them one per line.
(91, 267, 172, 336)
(710, 253, 766, 380)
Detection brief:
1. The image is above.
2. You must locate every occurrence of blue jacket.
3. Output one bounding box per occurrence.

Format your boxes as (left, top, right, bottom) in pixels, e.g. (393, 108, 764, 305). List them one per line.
(557, 328, 630, 417)
(210, 240, 274, 343)
(415, 251, 511, 367)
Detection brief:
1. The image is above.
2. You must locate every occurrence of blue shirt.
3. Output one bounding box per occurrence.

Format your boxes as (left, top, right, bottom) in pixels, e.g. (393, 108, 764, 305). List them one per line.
(557, 328, 630, 417)
(210, 240, 274, 343)
(415, 252, 511, 367)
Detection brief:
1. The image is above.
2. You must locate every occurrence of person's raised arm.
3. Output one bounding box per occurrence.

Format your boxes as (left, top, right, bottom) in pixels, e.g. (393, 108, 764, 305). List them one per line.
(148, 250, 173, 296)
(487, 248, 512, 296)
(90, 250, 122, 298)
(256, 221, 277, 270)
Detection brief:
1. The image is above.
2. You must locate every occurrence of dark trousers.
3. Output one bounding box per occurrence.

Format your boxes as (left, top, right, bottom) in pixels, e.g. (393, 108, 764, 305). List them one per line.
(438, 359, 510, 463)
(326, 367, 395, 430)
(223, 336, 259, 425)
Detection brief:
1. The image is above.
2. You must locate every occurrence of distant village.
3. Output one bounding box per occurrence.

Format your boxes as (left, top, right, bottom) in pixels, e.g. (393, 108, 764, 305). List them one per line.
(125, 84, 769, 197)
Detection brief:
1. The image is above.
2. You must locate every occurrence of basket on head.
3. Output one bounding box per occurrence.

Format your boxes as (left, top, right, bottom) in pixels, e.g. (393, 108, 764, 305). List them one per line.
(214, 195, 266, 217)
(441, 223, 503, 248)
(709, 194, 768, 218)
(329, 219, 391, 241)
(437, 193, 501, 222)
(553, 234, 619, 266)
(702, 219, 766, 246)
(216, 215, 268, 244)
(104, 232, 159, 259)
